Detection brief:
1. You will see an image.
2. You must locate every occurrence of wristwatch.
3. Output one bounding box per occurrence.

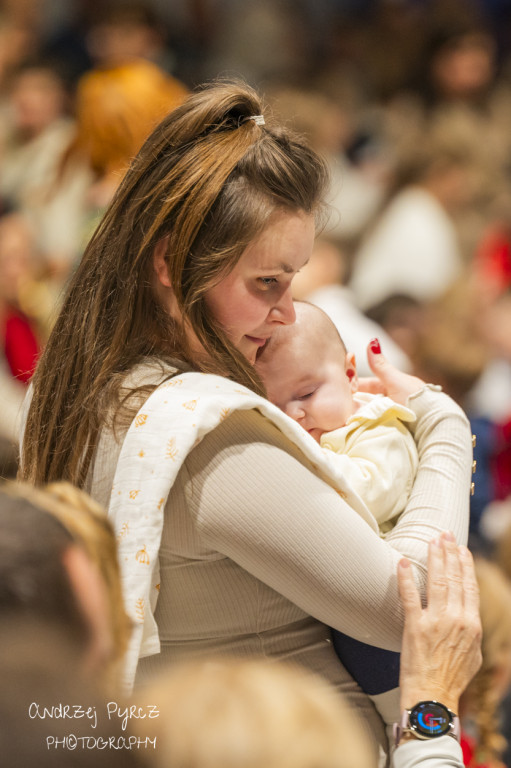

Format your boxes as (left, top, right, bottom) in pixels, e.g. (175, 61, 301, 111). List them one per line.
(394, 701, 460, 747)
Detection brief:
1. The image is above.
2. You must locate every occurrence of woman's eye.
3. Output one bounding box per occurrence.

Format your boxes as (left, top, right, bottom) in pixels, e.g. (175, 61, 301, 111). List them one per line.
(259, 277, 278, 287)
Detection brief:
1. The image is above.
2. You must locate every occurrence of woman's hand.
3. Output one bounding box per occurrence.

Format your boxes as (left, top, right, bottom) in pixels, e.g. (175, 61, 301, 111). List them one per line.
(398, 534, 482, 714)
(357, 338, 426, 405)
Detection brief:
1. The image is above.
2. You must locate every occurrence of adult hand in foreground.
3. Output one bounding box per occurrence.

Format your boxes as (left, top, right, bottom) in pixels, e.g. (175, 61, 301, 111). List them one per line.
(398, 533, 482, 714)
(358, 338, 427, 405)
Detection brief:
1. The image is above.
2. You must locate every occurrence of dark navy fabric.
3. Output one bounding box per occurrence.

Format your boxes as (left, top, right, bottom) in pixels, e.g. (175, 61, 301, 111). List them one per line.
(469, 417, 496, 539)
(332, 630, 401, 695)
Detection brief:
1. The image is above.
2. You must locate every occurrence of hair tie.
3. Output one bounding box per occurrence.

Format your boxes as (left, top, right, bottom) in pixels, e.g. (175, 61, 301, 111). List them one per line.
(238, 114, 265, 127)
(249, 115, 265, 126)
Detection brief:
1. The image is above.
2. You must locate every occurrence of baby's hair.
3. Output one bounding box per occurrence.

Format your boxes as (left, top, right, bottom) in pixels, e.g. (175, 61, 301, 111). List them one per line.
(261, 300, 347, 361)
(294, 300, 347, 351)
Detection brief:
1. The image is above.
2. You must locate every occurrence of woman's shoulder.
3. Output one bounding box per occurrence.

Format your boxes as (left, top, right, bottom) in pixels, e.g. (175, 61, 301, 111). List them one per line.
(121, 356, 194, 389)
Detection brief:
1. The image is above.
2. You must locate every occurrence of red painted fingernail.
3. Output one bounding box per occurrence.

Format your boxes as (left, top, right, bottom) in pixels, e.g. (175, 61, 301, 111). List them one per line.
(370, 338, 381, 354)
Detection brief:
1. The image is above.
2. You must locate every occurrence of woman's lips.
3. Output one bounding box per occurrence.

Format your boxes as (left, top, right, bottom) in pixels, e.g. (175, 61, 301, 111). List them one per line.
(246, 335, 270, 347)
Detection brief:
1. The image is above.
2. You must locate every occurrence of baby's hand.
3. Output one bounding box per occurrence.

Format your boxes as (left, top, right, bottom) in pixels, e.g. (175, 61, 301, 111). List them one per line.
(365, 338, 425, 405)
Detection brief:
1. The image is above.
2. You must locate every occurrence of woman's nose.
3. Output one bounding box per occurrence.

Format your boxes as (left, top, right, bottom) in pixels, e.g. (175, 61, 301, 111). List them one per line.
(270, 288, 296, 325)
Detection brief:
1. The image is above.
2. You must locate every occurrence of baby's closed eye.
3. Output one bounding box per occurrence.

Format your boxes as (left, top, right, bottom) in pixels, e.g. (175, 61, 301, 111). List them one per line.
(296, 390, 316, 401)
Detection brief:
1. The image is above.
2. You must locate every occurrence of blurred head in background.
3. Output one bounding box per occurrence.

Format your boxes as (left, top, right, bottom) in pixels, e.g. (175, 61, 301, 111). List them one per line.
(135, 657, 374, 768)
(73, 58, 187, 180)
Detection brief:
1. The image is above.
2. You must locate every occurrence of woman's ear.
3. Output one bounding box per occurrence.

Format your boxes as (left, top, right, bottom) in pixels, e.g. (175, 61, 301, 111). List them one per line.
(153, 236, 172, 288)
(345, 352, 358, 393)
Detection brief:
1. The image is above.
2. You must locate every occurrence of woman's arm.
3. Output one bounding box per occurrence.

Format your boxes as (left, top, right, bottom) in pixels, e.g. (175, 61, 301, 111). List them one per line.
(362, 343, 473, 585)
(186, 409, 407, 648)
(392, 735, 464, 768)
(184, 385, 470, 651)
(384, 385, 472, 576)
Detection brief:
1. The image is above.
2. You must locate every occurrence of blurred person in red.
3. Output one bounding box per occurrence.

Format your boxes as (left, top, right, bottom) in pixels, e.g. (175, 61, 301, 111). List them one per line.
(0, 211, 43, 386)
(472, 211, 511, 304)
(475, 289, 511, 503)
(0, 210, 44, 473)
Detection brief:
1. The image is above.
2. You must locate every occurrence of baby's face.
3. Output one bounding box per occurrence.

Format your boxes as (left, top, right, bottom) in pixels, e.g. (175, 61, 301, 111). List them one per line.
(257, 333, 358, 443)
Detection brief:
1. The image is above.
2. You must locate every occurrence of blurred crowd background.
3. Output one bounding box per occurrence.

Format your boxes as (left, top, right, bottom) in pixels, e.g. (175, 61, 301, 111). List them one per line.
(2, 0, 511, 543)
(3, 0, 511, 552)
(1, 1, 511, 765)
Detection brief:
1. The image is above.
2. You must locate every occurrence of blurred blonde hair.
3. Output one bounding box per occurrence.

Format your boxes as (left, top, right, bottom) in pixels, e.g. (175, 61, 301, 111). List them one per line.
(135, 658, 374, 768)
(72, 58, 188, 177)
(462, 557, 511, 766)
(2, 481, 131, 688)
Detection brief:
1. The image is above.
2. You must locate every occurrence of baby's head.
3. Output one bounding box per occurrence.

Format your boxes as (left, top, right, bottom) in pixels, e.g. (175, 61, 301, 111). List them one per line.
(256, 301, 358, 442)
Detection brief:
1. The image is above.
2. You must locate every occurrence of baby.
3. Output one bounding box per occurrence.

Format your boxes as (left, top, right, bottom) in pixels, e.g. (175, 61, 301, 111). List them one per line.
(256, 300, 420, 731)
(256, 300, 418, 535)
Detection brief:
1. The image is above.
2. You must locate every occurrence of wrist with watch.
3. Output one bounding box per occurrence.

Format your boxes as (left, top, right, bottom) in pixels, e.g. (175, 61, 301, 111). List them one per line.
(394, 701, 460, 747)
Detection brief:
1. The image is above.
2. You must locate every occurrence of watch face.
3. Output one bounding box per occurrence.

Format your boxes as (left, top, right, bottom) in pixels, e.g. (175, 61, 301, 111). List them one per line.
(409, 701, 452, 738)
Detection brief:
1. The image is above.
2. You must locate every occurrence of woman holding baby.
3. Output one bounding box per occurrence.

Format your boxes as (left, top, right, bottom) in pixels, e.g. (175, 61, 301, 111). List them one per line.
(21, 81, 475, 765)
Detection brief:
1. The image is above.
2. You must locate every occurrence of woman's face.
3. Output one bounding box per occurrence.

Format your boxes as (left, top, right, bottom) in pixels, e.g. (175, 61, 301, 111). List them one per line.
(205, 211, 316, 364)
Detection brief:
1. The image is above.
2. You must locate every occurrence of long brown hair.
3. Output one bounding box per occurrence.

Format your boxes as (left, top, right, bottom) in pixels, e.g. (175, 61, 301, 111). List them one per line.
(21, 80, 328, 486)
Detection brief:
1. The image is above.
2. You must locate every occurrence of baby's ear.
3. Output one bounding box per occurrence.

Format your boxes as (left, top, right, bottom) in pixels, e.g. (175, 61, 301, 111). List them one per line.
(345, 351, 358, 393)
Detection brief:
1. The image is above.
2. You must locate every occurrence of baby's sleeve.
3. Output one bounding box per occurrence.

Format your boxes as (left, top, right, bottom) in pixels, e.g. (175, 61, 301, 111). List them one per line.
(322, 420, 419, 529)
